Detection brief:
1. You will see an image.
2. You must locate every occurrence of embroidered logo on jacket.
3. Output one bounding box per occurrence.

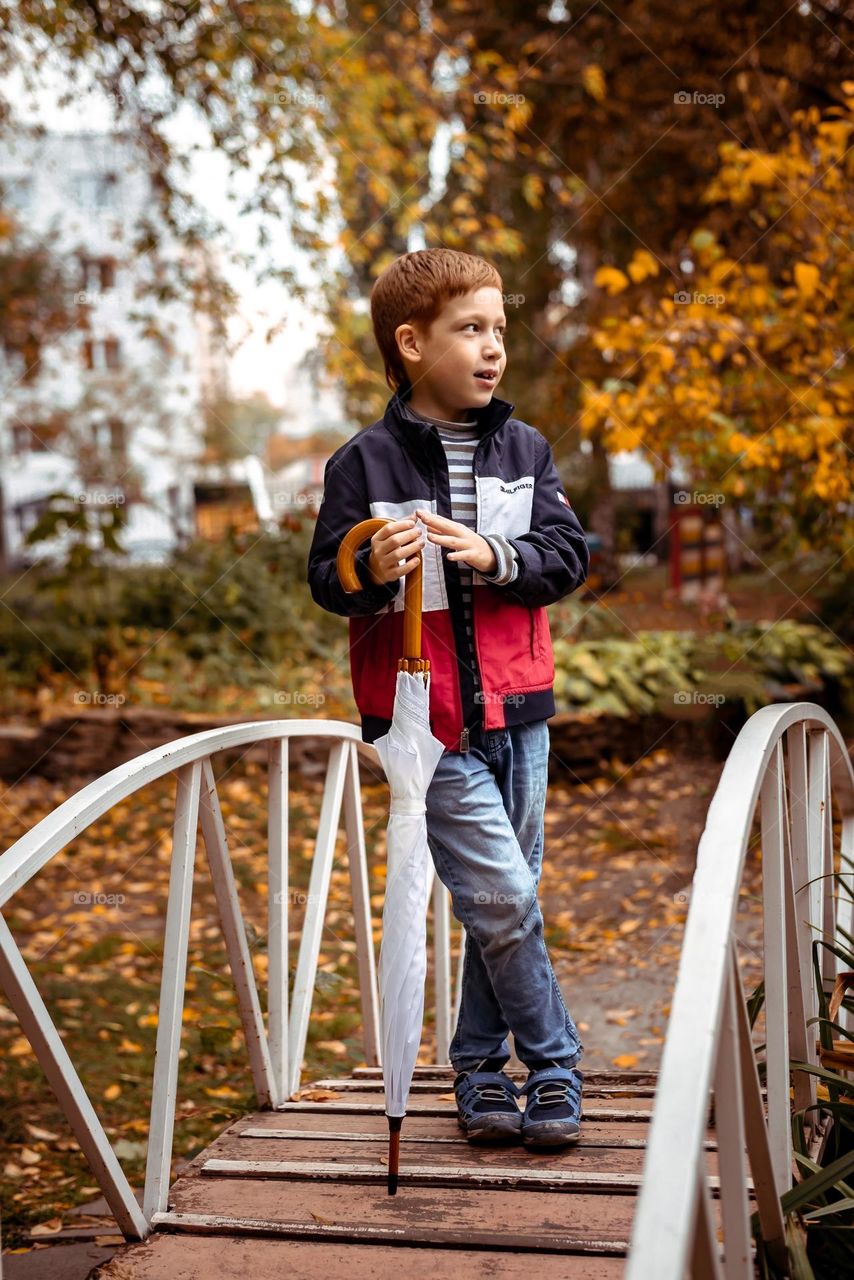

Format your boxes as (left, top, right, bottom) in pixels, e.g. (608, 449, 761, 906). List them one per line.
(557, 489, 572, 508)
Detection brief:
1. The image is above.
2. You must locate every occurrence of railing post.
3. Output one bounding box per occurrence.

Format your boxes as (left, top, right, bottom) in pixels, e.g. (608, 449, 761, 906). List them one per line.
(760, 740, 794, 1196)
(199, 759, 276, 1108)
(143, 761, 203, 1221)
(432, 871, 451, 1063)
(287, 740, 349, 1098)
(267, 738, 289, 1103)
(341, 741, 381, 1068)
(0, 913, 149, 1239)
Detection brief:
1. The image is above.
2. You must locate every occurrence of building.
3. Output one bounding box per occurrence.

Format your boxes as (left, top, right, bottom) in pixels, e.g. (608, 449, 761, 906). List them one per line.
(0, 128, 229, 567)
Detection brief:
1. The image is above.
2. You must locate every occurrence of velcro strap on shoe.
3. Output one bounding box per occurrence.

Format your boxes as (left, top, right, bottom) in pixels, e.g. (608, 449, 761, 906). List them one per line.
(518, 1066, 583, 1096)
(457, 1069, 520, 1100)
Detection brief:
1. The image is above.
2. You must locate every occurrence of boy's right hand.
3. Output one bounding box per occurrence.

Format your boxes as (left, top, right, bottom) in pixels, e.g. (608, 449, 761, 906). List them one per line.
(366, 517, 426, 585)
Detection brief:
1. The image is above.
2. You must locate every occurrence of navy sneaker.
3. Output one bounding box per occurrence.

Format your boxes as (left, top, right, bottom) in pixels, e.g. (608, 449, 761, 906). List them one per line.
(453, 1056, 522, 1143)
(519, 1062, 583, 1146)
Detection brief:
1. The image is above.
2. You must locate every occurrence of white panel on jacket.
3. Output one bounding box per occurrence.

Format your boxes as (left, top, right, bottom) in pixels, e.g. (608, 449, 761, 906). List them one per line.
(472, 475, 534, 586)
(369, 499, 448, 614)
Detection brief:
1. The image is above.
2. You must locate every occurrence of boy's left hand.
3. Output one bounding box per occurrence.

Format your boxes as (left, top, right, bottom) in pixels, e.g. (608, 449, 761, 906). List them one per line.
(414, 509, 497, 574)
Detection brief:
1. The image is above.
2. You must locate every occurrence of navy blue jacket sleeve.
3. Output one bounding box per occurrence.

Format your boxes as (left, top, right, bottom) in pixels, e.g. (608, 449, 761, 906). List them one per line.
(306, 443, 402, 617)
(500, 432, 590, 609)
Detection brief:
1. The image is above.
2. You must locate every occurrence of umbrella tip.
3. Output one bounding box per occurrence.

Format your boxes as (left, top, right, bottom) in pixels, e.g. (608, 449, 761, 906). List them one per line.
(387, 1113, 403, 1196)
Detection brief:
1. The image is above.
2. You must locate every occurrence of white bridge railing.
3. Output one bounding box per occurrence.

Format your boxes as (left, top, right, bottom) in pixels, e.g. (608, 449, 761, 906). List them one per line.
(2, 704, 852, 1269)
(628, 703, 854, 1277)
(0, 720, 463, 1241)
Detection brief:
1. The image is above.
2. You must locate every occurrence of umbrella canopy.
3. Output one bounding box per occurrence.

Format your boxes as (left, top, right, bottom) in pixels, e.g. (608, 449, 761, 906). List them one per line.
(336, 517, 445, 1193)
(374, 670, 445, 1116)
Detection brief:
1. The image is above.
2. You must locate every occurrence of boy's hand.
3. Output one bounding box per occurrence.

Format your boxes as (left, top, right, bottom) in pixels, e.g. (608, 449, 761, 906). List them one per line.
(414, 509, 497, 574)
(366, 517, 427, 585)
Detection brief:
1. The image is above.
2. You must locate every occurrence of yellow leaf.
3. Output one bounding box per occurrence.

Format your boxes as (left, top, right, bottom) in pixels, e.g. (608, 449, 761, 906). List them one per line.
(793, 261, 820, 299)
(627, 250, 659, 283)
(582, 63, 606, 102)
(613, 1054, 639, 1069)
(594, 266, 629, 295)
(103, 1083, 121, 1101)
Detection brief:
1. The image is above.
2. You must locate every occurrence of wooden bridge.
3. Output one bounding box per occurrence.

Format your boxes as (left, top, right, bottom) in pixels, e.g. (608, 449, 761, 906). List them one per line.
(0, 705, 852, 1277)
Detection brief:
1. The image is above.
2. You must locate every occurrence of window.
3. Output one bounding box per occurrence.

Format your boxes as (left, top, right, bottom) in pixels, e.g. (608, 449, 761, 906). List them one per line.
(0, 175, 31, 213)
(71, 171, 118, 210)
(82, 337, 122, 371)
(104, 338, 121, 370)
(91, 418, 125, 457)
(10, 423, 52, 454)
(80, 256, 117, 293)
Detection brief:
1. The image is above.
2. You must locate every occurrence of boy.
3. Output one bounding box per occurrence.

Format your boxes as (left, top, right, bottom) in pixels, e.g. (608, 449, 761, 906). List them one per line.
(307, 248, 590, 1147)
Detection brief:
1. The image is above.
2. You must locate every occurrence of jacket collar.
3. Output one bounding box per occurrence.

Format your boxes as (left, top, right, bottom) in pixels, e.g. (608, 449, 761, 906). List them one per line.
(384, 379, 515, 463)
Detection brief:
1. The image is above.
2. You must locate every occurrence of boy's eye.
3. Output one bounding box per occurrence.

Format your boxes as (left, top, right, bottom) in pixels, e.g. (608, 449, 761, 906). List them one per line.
(464, 323, 506, 333)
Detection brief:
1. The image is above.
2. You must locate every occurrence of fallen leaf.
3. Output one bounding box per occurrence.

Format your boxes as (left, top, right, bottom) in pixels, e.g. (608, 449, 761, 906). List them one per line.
(30, 1218, 63, 1236)
(26, 1125, 60, 1142)
(612, 1054, 639, 1069)
(19, 1148, 41, 1165)
(103, 1083, 122, 1101)
(309, 1211, 336, 1225)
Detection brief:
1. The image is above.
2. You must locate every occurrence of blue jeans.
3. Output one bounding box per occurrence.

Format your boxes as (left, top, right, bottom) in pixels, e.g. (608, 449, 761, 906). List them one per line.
(424, 718, 583, 1073)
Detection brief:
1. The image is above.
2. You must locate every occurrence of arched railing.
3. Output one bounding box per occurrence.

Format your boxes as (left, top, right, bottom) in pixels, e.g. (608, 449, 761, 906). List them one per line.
(0, 720, 463, 1241)
(627, 703, 854, 1277)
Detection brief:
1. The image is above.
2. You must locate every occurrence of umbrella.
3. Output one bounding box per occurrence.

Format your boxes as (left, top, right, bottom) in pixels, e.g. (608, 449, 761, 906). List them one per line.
(336, 518, 446, 1194)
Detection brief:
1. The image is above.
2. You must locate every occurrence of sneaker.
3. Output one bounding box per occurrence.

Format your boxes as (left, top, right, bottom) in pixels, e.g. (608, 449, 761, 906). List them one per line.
(519, 1062, 583, 1147)
(453, 1056, 522, 1143)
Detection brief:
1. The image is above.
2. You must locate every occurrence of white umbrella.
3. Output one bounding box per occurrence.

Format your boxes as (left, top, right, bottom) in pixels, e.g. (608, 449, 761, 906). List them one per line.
(336, 518, 445, 1193)
(373, 669, 445, 1191)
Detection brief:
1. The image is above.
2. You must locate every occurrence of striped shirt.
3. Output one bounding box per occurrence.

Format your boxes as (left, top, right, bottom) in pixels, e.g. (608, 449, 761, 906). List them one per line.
(401, 401, 519, 709)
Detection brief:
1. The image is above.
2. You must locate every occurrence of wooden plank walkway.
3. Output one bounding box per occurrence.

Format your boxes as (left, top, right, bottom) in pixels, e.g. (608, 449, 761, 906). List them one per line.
(96, 1065, 748, 1278)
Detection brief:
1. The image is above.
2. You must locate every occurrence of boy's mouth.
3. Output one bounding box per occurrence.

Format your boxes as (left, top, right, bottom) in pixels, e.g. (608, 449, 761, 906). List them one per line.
(474, 368, 498, 385)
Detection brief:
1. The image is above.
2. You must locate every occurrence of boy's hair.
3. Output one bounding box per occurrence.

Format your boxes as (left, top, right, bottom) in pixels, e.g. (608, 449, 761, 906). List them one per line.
(370, 248, 503, 391)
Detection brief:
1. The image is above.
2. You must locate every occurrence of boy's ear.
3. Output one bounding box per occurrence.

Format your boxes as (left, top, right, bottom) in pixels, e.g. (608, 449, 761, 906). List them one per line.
(395, 321, 422, 364)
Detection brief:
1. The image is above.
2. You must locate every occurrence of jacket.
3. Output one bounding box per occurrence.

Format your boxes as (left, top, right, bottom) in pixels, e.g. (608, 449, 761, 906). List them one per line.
(306, 382, 590, 752)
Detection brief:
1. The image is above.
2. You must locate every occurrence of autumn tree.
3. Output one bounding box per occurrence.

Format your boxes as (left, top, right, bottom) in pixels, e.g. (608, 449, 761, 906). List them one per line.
(579, 91, 854, 561)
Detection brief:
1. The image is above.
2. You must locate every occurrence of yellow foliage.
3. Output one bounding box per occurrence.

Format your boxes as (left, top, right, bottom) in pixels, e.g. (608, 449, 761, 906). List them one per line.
(594, 265, 630, 295)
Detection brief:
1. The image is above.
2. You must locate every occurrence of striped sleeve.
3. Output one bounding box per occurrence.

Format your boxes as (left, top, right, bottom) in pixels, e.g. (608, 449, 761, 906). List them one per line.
(479, 533, 520, 586)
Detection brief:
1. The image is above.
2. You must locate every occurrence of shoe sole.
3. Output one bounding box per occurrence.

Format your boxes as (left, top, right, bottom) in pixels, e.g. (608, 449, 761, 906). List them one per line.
(522, 1125, 581, 1147)
(457, 1113, 522, 1144)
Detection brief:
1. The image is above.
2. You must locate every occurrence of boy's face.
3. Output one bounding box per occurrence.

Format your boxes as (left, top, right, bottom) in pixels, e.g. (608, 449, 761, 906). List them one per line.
(395, 286, 508, 416)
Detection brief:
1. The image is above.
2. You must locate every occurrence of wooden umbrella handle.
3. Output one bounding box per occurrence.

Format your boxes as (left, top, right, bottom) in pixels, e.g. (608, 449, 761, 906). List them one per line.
(336, 517, 425, 666)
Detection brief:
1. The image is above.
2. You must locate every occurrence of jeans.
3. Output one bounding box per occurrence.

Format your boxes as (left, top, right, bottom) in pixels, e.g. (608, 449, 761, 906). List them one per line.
(424, 717, 583, 1073)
